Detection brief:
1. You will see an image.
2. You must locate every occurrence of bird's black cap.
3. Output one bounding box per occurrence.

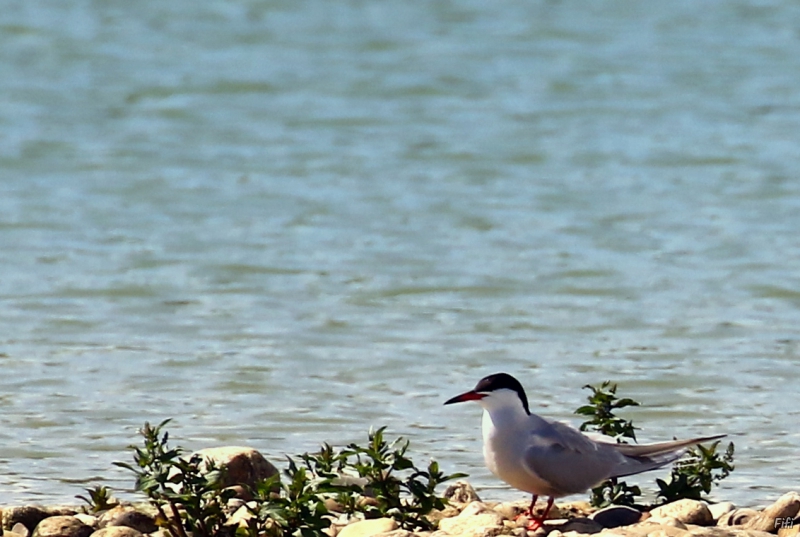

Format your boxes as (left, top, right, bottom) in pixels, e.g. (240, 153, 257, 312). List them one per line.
(474, 372, 530, 414)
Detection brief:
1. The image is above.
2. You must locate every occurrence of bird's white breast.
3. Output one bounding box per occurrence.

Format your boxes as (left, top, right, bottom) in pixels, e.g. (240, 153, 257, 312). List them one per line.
(481, 408, 559, 497)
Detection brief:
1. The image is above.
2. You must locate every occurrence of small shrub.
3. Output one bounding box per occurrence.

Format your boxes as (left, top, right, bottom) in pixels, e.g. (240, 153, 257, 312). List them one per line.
(656, 440, 735, 503)
(114, 419, 236, 537)
(576, 382, 642, 508)
(241, 467, 339, 537)
(300, 426, 466, 530)
(76, 485, 119, 513)
(575, 381, 640, 441)
(587, 479, 642, 509)
(576, 381, 735, 508)
(115, 421, 464, 537)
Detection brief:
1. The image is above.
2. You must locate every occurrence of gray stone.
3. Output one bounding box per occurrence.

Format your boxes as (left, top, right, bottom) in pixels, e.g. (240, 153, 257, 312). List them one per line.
(443, 481, 481, 506)
(192, 446, 279, 490)
(89, 528, 145, 537)
(32, 516, 93, 537)
(97, 507, 156, 534)
(591, 506, 643, 528)
(650, 500, 714, 526)
(3, 508, 72, 533)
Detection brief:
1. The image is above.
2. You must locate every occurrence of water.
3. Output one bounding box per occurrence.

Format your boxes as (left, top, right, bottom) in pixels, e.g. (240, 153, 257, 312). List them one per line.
(2, 0, 800, 508)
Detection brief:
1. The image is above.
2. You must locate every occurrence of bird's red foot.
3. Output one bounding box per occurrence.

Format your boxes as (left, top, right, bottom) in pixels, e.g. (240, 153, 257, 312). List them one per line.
(526, 517, 544, 531)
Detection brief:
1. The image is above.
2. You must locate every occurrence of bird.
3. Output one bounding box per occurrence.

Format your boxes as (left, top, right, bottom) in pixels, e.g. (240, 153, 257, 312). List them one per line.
(444, 372, 725, 530)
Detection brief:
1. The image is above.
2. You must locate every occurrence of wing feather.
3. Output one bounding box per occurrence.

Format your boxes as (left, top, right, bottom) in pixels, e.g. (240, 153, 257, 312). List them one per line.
(521, 421, 725, 496)
(521, 420, 626, 496)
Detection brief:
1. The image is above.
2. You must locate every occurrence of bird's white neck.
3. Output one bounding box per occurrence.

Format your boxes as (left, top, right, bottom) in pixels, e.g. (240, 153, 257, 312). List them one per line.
(478, 389, 531, 440)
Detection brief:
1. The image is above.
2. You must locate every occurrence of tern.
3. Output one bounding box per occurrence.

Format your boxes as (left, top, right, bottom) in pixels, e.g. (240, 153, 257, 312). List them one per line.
(445, 372, 724, 530)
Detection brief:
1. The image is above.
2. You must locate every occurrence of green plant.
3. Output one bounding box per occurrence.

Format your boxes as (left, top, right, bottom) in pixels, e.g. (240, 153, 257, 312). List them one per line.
(76, 485, 119, 513)
(114, 419, 236, 537)
(298, 426, 467, 530)
(115, 421, 464, 537)
(576, 381, 642, 508)
(576, 381, 640, 441)
(241, 466, 341, 537)
(587, 479, 642, 509)
(575, 382, 735, 509)
(656, 440, 735, 503)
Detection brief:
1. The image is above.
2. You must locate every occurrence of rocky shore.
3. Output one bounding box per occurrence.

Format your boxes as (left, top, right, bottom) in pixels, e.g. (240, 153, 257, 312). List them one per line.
(2, 447, 797, 537)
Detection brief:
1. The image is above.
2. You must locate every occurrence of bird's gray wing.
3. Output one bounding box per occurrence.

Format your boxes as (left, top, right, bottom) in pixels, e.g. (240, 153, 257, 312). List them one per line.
(607, 434, 727, 478)
(522, 419, 625, 496)
(611, 434, 726, 458)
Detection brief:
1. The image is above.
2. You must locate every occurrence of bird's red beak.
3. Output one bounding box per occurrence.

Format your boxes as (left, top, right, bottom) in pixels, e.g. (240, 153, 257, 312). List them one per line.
(444, 390, 486, 405)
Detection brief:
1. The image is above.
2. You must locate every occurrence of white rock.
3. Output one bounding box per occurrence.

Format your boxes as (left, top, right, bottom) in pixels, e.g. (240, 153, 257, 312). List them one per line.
(744, 492, 800, 533)
(650, 500, 713, 526)
(459, 502, 493, 517)
(338, 518, 398, 537)
(647, 517, 688, 530)
(438, 512, 504, 536)
(717, 509, 760, 527)
(706, 503, 736, 522)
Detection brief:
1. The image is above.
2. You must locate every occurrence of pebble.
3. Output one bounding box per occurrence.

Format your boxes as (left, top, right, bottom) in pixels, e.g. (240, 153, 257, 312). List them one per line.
(337, 518, 398, 537)
(3, 481, 800, 537)
(89, 528, 145, 537)
(650, 500, 714, 526)
(707, 503, 736, 522)
(70, 515, 96, 529)
(3, 507, 76, 534)
(31, 516, 92, 537)
(12, 524, 31, 537)
(97, 506, 156, 534)
(591, 506, 643, 528)
(443, 482, 481, 506)
(438, 510, 504, 536)
(718, 509, 761, 527)
(646, 517, 687, 529)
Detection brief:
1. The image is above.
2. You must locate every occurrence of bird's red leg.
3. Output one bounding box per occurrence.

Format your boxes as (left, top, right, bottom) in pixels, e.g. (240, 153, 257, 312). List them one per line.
(526, 496, 554, 531)
(514, 494, 537, 522)
(527, 494, 538, 516)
